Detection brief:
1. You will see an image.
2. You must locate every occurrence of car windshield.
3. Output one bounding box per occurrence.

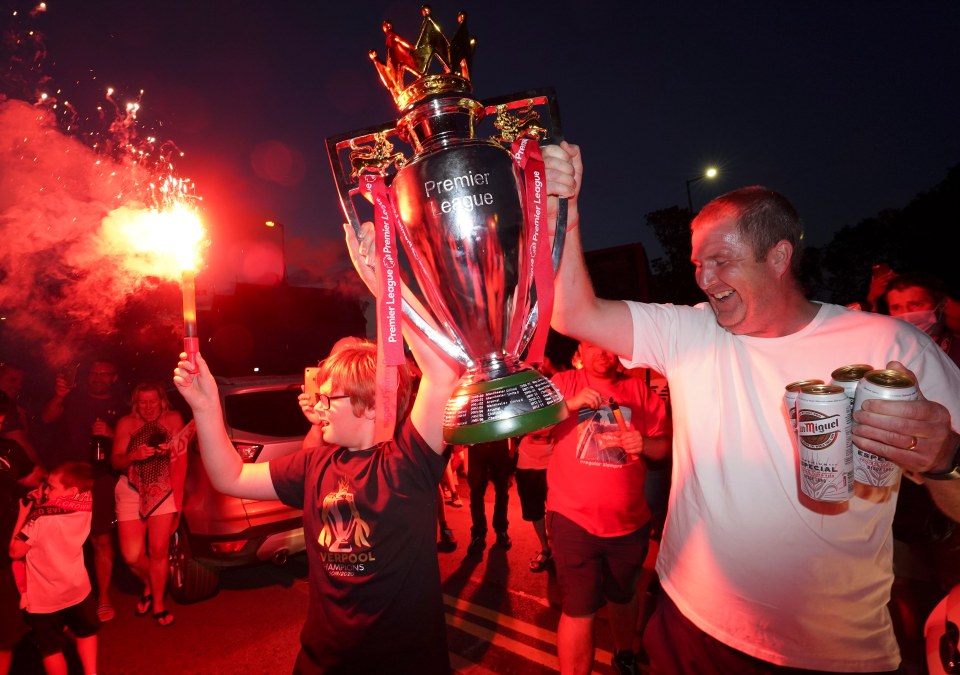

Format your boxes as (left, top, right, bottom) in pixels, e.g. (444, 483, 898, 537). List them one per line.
(223, 387, 311, 438)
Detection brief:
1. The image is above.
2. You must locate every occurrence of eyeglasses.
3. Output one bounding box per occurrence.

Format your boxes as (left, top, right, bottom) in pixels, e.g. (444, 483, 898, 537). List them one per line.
(316, 394, 351, 410)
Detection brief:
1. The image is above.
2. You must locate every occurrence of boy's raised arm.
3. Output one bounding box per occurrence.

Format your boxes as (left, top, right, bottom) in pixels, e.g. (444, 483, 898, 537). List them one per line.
(344, 222, 460, 454)
(173, 353, 279, 499)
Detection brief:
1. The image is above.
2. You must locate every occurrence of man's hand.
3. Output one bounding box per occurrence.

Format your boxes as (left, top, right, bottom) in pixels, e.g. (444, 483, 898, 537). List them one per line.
(52, 374, 73, 399)
(851, 360, 957, 474)
(543, 141, 582, 240)
(566, 387, 602, 411)
(91, 418, 113, 438)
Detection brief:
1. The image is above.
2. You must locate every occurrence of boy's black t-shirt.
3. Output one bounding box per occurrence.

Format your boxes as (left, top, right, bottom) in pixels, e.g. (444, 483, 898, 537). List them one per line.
(271, 420, 450, 674)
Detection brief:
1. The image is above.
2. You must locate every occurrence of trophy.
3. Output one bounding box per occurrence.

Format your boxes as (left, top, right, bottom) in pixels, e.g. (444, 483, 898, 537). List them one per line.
(326, 7, 568, 444)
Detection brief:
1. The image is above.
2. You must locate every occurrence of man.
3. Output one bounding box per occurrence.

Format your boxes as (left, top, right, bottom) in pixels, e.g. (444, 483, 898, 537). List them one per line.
(882, 272, 960, 674)
(174, 222, 460, 673)
(885, 272, 960, 366)
(40, 359, 124, 623)
(547, 341, 670, 674)
(465, 439, 514, 556)
(542, 141, 960, 673)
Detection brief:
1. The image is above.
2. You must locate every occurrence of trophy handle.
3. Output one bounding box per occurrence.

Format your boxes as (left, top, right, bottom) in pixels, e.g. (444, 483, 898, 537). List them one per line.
(478, 88, 567, 359)
(326, 125, 473, 366)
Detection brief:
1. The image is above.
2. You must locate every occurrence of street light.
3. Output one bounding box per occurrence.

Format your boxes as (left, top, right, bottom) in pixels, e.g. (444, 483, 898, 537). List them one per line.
(686, 166, 719, 212)
(265, 220, 287, 283)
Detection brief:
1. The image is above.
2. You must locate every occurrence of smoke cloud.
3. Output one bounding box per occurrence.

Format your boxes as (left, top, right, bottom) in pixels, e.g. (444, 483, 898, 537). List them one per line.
(0, 98, 179, 370)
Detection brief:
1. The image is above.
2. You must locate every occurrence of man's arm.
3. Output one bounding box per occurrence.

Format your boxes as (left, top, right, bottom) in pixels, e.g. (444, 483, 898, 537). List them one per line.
(39, 375, 71, 424)
(173, 353, 278, 500)
(2, 428, 43, 469)
(542, 142, 633, 357)
(8, 498, 33, 560)
(642, 435, 672, 462)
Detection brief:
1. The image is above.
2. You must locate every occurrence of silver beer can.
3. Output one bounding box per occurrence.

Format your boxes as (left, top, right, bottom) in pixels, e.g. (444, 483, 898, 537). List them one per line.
(830, 364, 875, 412)
(784, 379, 824, 434)
(797, 384, 853, 503)
(852, 369, 918, 489)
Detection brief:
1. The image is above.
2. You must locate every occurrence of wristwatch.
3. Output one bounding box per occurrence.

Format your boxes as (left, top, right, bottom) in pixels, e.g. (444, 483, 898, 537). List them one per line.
(922, 440, 960, 481)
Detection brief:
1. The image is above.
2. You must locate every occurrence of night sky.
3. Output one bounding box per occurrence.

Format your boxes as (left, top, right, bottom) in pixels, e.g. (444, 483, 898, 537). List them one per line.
(4, 0, 959, 289)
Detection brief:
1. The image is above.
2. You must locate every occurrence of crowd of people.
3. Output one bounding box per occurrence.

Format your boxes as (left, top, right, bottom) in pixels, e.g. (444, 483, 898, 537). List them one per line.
(1, 360, 195, 674)
(2, 137, 959, 675)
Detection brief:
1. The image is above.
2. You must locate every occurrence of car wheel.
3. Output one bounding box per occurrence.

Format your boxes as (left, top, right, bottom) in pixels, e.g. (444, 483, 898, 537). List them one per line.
(168, 522, 220, 604)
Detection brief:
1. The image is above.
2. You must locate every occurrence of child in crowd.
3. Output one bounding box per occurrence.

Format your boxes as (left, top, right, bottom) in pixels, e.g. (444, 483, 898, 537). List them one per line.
(9, 461, 100, 675)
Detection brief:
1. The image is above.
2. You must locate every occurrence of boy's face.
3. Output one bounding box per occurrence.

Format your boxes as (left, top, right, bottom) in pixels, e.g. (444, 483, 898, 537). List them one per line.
(41, 473, 77, 502)
(315, 379, 373, 448)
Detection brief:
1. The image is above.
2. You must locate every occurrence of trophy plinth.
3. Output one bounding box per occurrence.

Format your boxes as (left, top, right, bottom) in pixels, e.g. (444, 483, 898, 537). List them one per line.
(327, 8, 568, 444)
(444, 361, 567, 445)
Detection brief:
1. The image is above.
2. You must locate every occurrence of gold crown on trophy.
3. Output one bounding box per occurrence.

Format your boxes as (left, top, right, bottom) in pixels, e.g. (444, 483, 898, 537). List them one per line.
(368, 5, 476, 112)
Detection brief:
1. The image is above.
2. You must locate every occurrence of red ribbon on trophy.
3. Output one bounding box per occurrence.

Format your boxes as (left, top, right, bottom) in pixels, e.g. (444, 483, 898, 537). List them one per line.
(362, 174, 405, 444)
(508, 138, 553, 365)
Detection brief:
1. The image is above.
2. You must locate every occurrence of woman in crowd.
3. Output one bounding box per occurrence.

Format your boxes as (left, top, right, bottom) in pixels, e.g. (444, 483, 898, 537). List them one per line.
(111, 381, 184, 627)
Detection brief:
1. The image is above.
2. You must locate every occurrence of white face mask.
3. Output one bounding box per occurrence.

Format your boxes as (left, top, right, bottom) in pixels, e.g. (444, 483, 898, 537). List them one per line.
(897, 309, 938, 335)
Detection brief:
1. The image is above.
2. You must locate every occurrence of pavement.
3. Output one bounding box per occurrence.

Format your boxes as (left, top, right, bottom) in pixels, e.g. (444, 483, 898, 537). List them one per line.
(434, 469, 659, 674)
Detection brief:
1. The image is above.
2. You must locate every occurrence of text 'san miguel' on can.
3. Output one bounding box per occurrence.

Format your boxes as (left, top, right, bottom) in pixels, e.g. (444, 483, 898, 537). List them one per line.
(797, 384, 853, 504)
(830, 364, 875, 412)
(784, 379, 824, 435)
(852, 369, 918, 498)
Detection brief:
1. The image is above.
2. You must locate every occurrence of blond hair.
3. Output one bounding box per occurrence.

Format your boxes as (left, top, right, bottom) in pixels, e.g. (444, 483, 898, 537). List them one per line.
(129, 380, 173, 416)
(317, 340, 413, 419)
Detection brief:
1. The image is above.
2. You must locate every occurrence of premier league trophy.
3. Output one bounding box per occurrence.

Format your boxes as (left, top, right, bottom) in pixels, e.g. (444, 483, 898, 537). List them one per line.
(327, 7, 568, 444)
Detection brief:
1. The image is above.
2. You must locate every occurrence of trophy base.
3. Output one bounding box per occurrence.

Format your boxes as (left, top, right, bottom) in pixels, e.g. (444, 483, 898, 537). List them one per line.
(442, 368, 568, 445)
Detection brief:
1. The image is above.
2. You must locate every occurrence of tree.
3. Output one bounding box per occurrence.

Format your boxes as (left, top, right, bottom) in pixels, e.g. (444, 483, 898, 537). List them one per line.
(808, 162, 960, 305)
(644, 206, 702, 305)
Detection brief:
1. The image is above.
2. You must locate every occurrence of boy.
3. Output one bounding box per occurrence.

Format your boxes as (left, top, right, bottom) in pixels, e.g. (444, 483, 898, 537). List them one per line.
(9, 461, 99, 675)
(174, 223, 460, 673)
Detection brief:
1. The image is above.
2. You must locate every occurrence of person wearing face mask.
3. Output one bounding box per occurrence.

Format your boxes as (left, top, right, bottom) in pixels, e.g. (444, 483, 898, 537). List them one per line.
(885, 273, 960, 367)
(881, 273, 960, 675)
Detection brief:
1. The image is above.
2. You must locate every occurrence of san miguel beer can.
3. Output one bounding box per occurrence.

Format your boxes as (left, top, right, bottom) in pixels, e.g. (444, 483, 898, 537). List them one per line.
(797, 384, 853, 503)
(852, 369, 918, 491)
(830, 364, 874, 412)
(784, 379, 824, 435)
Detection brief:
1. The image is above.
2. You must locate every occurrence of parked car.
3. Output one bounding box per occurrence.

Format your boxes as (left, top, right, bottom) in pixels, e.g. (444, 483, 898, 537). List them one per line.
(168, 374, 311, 603)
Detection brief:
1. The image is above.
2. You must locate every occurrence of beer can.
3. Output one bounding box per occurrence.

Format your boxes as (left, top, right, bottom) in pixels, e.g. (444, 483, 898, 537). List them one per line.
(830, 364, 875, 412)
(797, 384, 853, 503)
(784, 379, 824, 434)
(852, 369, 918, 488)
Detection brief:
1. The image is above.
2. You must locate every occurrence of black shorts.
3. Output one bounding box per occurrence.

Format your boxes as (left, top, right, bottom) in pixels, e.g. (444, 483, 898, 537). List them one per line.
(547, 511, 649, 617)
(515, 468, 547, 522)
(26, 592, 100, 658)
(90, 469, 118, 536)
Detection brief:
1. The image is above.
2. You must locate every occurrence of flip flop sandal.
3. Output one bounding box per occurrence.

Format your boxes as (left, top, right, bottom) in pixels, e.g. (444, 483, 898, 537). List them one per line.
(153, 610, 175, 627)
(96, 604, 115, 622)
(135, 593, 153, 617)
(529, 550, 553, 572)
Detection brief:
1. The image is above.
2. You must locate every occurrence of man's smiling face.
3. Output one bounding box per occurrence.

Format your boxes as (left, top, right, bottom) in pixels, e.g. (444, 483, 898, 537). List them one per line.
(691, 215, 786, 337)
